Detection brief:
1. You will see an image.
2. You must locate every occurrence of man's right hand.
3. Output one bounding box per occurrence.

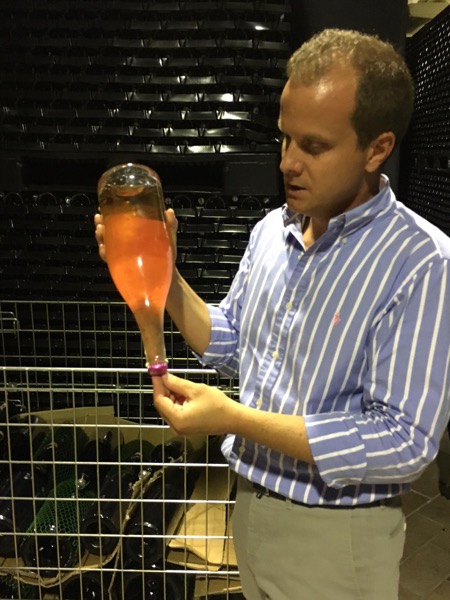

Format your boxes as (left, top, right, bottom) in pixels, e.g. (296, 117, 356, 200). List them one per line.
(93, 208, 179, 263)
(94, 213, 106, 262)
(164, 208, 179, 263)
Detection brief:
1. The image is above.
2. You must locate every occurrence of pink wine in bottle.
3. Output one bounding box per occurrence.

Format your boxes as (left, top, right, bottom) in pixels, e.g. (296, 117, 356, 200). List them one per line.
(98, 164, 173, 375)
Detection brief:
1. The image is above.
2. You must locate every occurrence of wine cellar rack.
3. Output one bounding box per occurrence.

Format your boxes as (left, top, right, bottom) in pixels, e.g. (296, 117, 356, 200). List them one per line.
(0, 301, 241, 599)
(1, 1, 449, 598)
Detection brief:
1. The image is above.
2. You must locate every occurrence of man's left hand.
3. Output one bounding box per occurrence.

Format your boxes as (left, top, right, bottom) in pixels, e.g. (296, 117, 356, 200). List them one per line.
(151, 373, 238, 437)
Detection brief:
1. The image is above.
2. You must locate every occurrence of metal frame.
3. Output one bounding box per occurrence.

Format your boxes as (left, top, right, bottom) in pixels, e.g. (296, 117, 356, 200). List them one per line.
(0, 302, 240, 599)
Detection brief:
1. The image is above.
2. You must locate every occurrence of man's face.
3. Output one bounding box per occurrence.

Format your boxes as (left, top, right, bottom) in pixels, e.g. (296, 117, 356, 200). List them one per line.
(279, 66, 376, 222)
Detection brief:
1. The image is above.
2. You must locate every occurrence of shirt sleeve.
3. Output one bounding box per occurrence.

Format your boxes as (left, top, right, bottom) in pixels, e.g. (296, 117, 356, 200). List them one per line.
(193, 229, 256, 378)
(305, 258, 450, 489)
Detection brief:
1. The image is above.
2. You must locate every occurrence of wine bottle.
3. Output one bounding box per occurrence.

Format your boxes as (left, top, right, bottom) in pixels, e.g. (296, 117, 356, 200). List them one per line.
(98, 163, 174, 376)
(80, 438, 154, 556)
(76, 430, 116, 493)
(0, 464, 47, 558)
(2, 414, 48, 469)
(0, 398, 25, 423)
(62, 569, 112, 600)
(115, 561, 189, 600)
(20, 478, 96, 578)
(147, 438, 193, 477)
(0, 575, 38, 600)
(33, 425, 90, 491)
(124, 465, 198, 567)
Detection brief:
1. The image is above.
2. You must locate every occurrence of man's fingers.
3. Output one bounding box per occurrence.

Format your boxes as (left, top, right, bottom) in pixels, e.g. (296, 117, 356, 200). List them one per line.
(164, 208, 178, 263)
(94, 214, 107, 262)
(151, 374, 167, 398)
(163, 373, 197, 396)
(95, 225, 104, 244)
(165, 208, 178, 232)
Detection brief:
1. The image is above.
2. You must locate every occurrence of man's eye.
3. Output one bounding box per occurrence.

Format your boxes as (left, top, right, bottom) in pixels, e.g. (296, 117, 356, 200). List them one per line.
(304, 143, 328, 155)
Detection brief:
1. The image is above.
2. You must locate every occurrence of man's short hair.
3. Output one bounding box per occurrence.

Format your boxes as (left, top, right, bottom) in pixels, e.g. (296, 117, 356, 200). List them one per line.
(287, 29, 415, 148)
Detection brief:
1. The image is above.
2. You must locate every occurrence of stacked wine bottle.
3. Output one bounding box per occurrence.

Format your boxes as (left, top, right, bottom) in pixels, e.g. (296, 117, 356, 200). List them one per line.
(19, 425, 117, 578)
(0, 400, 51, 561)
(0, 413, 198, 598)
(111, 440, 197, 600)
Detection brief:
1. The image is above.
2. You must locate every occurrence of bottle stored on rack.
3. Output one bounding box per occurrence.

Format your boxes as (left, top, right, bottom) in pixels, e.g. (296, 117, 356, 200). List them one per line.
(147, 438, 192, 476)
(0, 574, 38, 600)
(62, 569, 112, 600)
(124, 465, 198, 567)
(33, 425, 90, 491)
(20, 478, 96, 578)
(0, 463, 47, 558)
(98, 163, 174, 376)
(10, 414, 50, 460)
(76, 430, 116, 493)
(0, 398, 25, 423)
(80, 438, 154, 556)
(114, 561, 190, 600)
(1, 414, 48, 468)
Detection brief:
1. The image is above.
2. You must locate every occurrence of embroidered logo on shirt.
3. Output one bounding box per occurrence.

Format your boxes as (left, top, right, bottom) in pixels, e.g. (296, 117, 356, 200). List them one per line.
(332, 311, 341, 326)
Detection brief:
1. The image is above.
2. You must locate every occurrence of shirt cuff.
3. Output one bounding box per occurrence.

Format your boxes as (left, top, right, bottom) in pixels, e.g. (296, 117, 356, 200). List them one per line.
(304, 412, 368, 488)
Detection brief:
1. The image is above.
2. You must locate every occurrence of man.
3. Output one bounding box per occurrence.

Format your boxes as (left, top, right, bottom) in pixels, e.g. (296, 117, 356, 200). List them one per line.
(96, 29, 450, 600)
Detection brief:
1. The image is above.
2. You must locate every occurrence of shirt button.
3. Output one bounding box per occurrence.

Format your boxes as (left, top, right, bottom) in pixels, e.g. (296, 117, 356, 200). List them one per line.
(342, 237, 348, 245)
(239, 444, 245, 454)
(256, 398, 263, 408)
(272, 351, 279, 360)
(285, 301, 293, 311)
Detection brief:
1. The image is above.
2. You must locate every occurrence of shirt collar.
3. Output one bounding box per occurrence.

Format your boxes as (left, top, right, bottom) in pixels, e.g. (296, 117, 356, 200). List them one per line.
(282, 206, 304, 229)
(281, 175, 394, 237)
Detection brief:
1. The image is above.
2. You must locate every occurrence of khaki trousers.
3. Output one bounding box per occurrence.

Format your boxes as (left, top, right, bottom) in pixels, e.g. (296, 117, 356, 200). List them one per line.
(232, 477, 405, 600)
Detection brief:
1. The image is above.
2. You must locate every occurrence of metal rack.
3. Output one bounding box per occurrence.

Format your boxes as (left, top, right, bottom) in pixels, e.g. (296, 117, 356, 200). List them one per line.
(0, 302, 241, 599)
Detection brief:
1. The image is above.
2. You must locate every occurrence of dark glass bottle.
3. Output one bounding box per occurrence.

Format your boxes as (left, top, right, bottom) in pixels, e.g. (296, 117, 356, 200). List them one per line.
(2, 414, 48, 468)
(115, 561, 189, 600)
(0, 575, 38, 600)
(0, 463, 47, 558)
(62, 569, 112, 600)
(20, 478, 96, 578)
(124, 465, 198, 567)
(33, 425, 90, 491)
(147, 438, 193, 476)
(0, 398, 25, 423)
(76, 431, 116, 493)
(80, 438, 154, 556)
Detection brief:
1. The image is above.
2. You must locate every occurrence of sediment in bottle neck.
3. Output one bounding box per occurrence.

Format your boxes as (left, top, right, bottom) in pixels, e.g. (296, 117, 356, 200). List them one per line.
(132, 305, 167, 370)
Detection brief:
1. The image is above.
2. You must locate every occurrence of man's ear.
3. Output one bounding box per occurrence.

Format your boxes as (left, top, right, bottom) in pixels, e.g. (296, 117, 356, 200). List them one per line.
(365, 132, 396, 173)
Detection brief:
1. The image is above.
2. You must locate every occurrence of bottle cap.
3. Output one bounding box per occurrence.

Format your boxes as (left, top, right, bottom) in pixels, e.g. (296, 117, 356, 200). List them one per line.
(147, 363, 168, 377)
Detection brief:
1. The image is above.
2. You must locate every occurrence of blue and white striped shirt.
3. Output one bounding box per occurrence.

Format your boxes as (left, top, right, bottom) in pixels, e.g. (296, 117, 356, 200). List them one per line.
(199, 177, 450, 506)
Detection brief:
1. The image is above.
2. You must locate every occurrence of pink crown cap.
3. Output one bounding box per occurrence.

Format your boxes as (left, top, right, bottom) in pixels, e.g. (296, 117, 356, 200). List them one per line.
(148, 362, 168, 377)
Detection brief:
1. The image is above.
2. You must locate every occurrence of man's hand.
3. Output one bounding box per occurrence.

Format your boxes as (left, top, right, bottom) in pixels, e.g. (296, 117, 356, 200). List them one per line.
(94, 213, 107, 262)
(152, 373, 314, 464)
(152, 373, 238, 437)
(94, 208, 179, 263)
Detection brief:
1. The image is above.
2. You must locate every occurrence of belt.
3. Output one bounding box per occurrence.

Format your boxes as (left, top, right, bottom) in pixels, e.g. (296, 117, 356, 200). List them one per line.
(253, 483, 401, 510)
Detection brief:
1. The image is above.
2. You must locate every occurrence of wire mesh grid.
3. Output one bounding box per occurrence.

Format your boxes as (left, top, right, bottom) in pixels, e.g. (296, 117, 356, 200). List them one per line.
(0, 301, 241, 599)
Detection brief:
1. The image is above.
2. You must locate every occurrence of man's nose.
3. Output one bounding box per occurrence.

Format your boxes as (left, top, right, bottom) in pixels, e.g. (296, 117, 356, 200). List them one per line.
(280, 146, 303, 175)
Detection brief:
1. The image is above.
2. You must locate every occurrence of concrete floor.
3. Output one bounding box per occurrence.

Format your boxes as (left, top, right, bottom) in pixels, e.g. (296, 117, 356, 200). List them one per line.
(399, 431, 450, 599)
